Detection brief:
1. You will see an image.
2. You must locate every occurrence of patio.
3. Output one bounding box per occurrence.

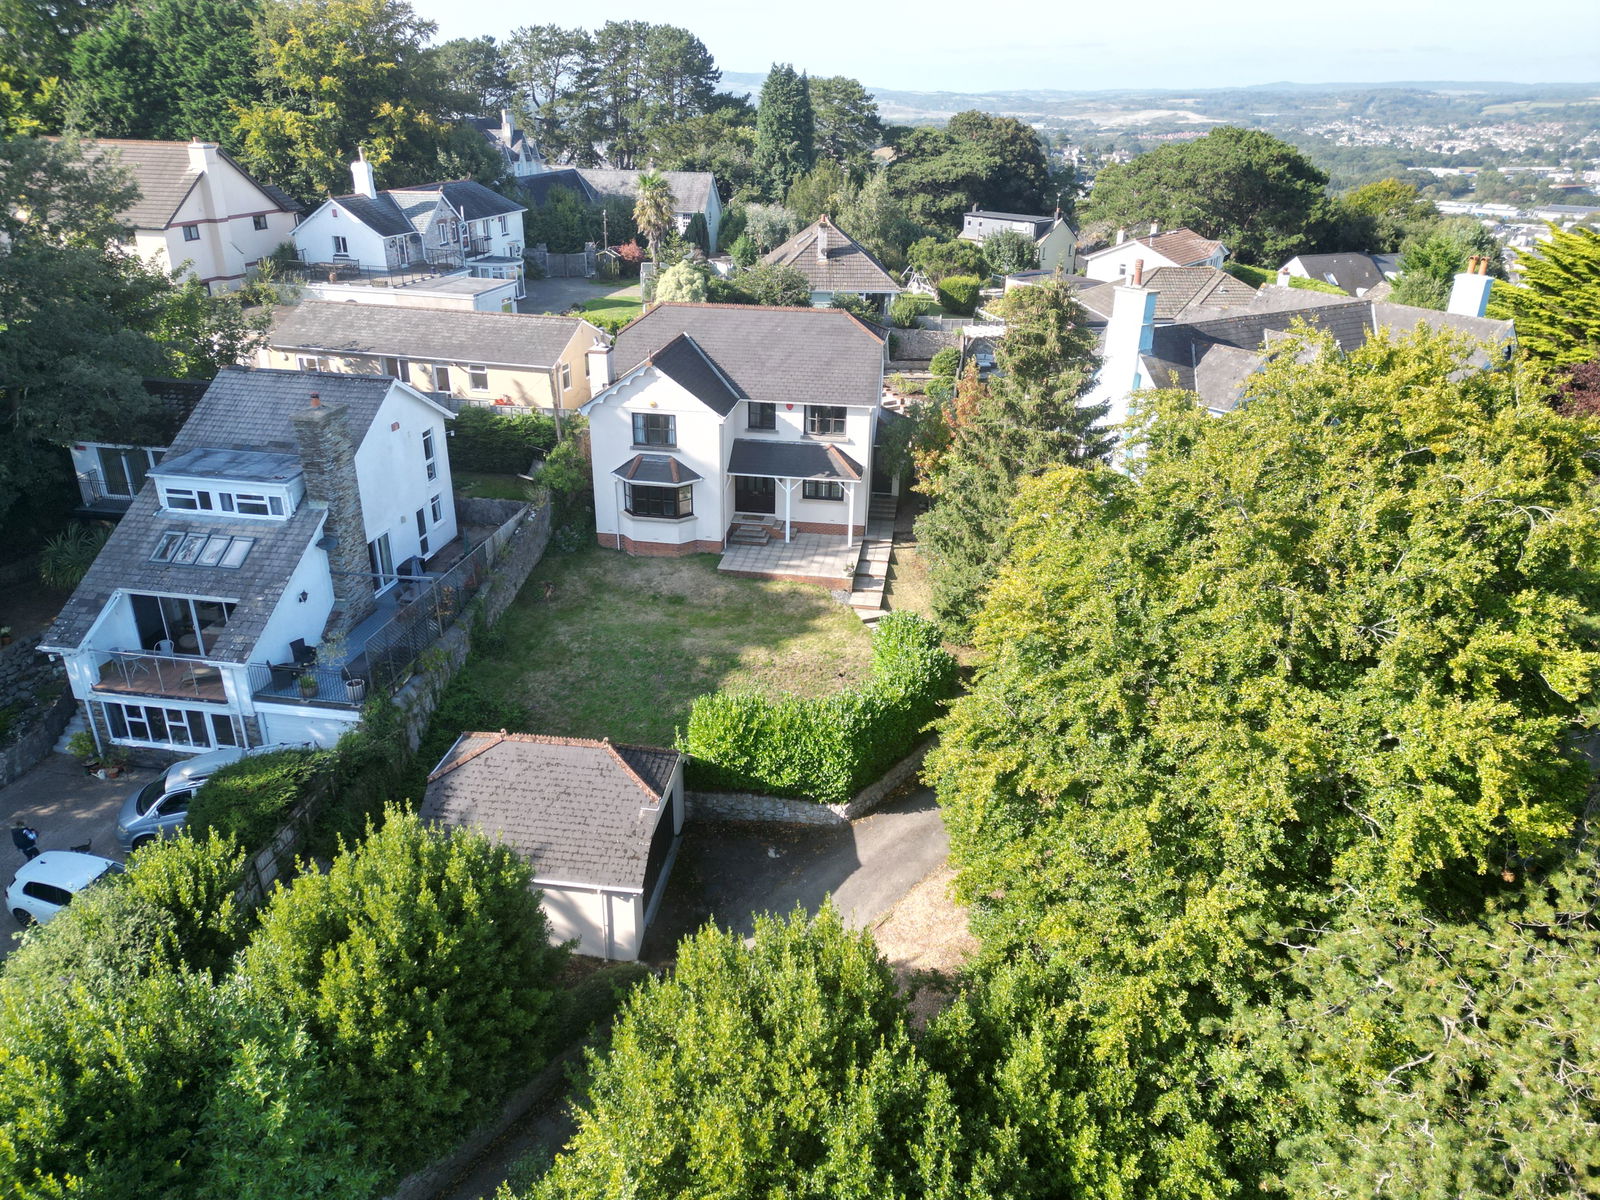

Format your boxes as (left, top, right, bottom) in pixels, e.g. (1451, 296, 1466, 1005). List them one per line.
(718, 533, 858, 589)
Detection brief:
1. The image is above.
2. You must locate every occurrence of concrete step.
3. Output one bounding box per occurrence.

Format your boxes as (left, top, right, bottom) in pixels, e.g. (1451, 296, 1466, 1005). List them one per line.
(52, 707, 88, 756)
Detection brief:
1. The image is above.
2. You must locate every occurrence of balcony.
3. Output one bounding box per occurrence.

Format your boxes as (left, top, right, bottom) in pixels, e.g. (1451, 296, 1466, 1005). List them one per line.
(91, 650, 227, 703)
(74, 469, 137, 518)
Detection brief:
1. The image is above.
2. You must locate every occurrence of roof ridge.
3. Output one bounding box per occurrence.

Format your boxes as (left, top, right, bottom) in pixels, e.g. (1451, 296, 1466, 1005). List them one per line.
(426, 730, 506, 782)
(427, 730, 674, 799)
(604, 743, 668, 801)
(638, 302, 886, 344)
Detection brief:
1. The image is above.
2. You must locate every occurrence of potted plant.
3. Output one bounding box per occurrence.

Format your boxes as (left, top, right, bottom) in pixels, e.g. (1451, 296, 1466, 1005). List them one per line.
(298, 672, 320, 699)
(67, 730, 100, 772)
(0, 626, 11, 646)
(97, 746, 130, 780)
(346, 677, 367, 703)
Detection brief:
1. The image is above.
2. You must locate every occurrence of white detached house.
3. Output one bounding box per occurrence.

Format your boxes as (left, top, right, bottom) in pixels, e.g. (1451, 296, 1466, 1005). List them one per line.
(581, 304, 886, 556)
(41, 368, 458, 755)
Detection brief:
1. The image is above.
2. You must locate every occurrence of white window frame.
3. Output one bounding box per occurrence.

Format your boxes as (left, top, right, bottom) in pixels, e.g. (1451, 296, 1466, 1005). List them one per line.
(332, 235, 349, 257)
(430, 494, 443, 524)
(101, 700, 239, 751)
(468, 365, 490, 392)
(416, 505, 430, 558)
(560, 363, 572, 391)
(431, 364, 451, 392)
(297, 355, 331, 373)
(422, 428, 438, 481)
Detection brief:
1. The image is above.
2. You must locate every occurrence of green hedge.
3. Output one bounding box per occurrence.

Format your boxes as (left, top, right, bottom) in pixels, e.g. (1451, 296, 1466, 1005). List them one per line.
(190, 748, 326, 851)
(680, 612, 957, 804)
(448, 406, 557, 475)
(936, 275, 983, 316)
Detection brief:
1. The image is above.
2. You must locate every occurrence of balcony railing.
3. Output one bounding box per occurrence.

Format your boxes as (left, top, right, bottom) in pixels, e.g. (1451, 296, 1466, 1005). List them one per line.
(246, 661, 365, 708)
(91, 650, 228, 703)
(75, 469, 136, 513)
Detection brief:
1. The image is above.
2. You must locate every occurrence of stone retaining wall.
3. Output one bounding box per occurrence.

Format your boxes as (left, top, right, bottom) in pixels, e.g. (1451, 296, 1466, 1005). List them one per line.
(0, 634, 71, 786)
(0, 689, 75, 789)
(686, 737, 934, 826)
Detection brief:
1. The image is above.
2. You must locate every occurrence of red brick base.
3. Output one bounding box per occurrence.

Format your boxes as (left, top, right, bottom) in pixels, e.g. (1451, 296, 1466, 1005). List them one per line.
(726, 520, 866, 539)
(597, 532, 724, 556)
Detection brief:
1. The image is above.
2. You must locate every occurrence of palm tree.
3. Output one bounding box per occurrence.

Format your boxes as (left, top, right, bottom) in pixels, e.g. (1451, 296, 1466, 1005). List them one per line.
(633, 172, 678, 262)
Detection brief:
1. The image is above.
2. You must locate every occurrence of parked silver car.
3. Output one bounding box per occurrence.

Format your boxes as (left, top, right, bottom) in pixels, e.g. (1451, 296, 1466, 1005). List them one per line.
(115, 743, 305, 853)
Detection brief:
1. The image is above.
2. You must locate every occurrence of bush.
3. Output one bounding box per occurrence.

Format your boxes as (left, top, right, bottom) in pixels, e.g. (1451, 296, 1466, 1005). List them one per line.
(680, 612, 956, 804)
(936, 274, 983, 316)
(654, 260, 708, 303)
(930, 346, 960, 377)
(737, 261, 811, 307)
(449, 406, 558, 475)
(982, 228, 1038, 275)
(189, 748, 325, 852)
(728, 232, 758, 267)
(39, 521, 111, 590)
(907, 236, 987, 282)
(829, 291, 879, 323)
(889, 293, 937, 328)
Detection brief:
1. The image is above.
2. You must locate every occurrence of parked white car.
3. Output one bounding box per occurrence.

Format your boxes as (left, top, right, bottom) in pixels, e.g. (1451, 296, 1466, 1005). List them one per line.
(7, 851, 124, 927)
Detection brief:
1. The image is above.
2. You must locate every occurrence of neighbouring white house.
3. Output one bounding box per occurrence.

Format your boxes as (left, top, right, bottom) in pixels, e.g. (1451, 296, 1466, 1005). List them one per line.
(65, 380, 210, 519)
(421, 732, 686, 961)
(1278, 252, 1402, 296)
(959, 207, 1078, 274)
(65, 138, 302, 293)
(260, 302, 609, 413)
(581, 303, 886, 558)
(1081, 223, 1228, 282)
(41, 368, 460, 755)
(1082, 258, 1514, 436)
(762, 216, 902, 310)
(291, 152, 527, 295)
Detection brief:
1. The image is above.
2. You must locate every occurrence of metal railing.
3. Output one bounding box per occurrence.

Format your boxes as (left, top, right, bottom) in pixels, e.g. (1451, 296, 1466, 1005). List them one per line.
(283, 259, 465, 289)
(358, 540, 493, 695)
(247, 661, 365, 708)
(76, 469, 136, 512)
(91, 649, 228, 702)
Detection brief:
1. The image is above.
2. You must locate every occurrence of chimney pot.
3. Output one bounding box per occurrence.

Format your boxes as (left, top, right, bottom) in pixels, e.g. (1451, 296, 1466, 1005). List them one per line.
(1132, 258, 1145, 287)
(310, 392, 321, 407)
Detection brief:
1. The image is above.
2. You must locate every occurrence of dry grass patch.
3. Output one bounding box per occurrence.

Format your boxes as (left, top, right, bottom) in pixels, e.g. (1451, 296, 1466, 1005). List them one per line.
(478, 547, 875, 746)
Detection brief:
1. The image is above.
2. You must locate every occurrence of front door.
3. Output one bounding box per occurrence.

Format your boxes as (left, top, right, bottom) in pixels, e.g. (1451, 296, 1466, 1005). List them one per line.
(733, 476, 776, 514)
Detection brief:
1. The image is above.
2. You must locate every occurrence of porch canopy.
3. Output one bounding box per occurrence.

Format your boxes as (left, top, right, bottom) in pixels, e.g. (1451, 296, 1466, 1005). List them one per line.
(610, 453, 703, 484)
(726, 438, 862, 545)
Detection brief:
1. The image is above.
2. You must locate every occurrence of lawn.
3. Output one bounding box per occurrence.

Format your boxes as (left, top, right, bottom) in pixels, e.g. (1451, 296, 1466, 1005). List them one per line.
(454, 470, 537, 501)
(578, 289, 643, 330)
(474, 548, 875, 746)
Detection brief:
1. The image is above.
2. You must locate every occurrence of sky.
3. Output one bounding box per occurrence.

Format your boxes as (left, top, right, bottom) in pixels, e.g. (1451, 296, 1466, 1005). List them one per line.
(409, 0, 1600, 94)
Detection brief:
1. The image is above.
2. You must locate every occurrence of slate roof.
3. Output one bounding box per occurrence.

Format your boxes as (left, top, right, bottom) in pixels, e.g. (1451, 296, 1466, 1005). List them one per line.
(1141, 267, 1259, 318)
(388, 179, 526, 222)
(270, 303, 592, 370)
(1287, 253, 1393, 296)
(610, 304, 884, 411)
(63, 138, 300, 230)
(969, 209, 1055, 225)
(421, 733, 682, 892)
(150, 448, 303, 483)
(642, 334, 745, 415)
(515, 169, 598, 208)
(326, 193, 416, 238)
(611, 454, 702, 484)
(763, 217, 901, 296)
(727, 438, 863, 482)
(1085, 226, 1225, 267)
(576, 169, 716, 214)
(171, 368, 400, 455)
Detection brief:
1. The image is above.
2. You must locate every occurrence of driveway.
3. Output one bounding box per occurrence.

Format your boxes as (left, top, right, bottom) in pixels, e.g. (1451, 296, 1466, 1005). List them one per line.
(642, 787, 949, 958)
(0, 752, 137, 951)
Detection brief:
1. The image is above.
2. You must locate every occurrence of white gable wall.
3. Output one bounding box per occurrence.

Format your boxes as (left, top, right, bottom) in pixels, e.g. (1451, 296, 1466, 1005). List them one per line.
(292, 201, 401, 270)
(354, 385, 458, 567)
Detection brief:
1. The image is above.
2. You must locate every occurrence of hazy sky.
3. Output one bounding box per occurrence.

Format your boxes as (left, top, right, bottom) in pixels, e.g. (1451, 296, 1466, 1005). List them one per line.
(410, 0, 1600, 93)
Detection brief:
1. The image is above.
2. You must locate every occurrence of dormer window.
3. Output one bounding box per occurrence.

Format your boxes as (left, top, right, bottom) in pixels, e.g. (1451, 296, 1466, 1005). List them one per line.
(161, 484, 291, 519)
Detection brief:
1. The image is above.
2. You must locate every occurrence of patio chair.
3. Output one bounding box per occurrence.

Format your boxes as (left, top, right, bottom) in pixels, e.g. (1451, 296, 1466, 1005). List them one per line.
(290, 638, 317, 666)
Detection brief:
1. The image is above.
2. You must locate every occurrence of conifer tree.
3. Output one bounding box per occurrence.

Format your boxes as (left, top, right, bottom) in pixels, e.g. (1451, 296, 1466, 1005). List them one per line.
(1489, 223, 1600, 365)
(753, 62, 814, 202)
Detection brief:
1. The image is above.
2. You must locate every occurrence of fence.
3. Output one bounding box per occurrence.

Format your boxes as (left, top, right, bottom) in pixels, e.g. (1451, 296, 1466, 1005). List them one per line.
(277, 258, 465, 289)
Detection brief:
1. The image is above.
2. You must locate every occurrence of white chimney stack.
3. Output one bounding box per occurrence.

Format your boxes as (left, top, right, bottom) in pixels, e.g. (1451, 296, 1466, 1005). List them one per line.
(1149, 220, 1160, 236)
(186, 139, 220, 174)
(1277, 266, 1292, 288)
(816, 216, 829, 262)
(1115, 228, 1127, 245)
(587, 341, 613, 390)
(350, 147, 377, 199)
(1446, 255, 1494, 319)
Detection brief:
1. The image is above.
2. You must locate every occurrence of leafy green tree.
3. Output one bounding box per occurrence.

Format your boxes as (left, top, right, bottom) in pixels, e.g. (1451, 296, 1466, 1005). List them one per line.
(835, 168, 921, 270)
(829, 291, 879, 323)
(236, 807, 566, 1175)
(887, 126, 997, 228)
(526, 907, 963, 1200)
(947, 109, 1053, 215)
(649, 94, 757, 196)
(504, 23, 590, 161)
(1083, 126, 1330, 265)
(523, 179, 591, 253)
(233, 0, 459, 201)
(981, 228, 1037, 275)
(632, 169, 676, 261)
(155, 276, 271, 379)
(728, 232, 758, 267)
(809, 74, 882, 170)
(931, 328, 1600, 1189)
(742, 201, 798, 251)
(906, 235, 987, 282)
(1329, 177, 1438, 252)
(914, 282, 1107, 632)
(62, 0, 263, 142)
(784, 158, 850, 225)
(753, 62, 813, 202)
(1388, 218, 1505, 309)
(1252, 845, 1600, 1199)
(1489, 223, 1600, 365)
(736, 261, 809, 307)
(654, 260, 707, 303)
(429, 34, 512, 117)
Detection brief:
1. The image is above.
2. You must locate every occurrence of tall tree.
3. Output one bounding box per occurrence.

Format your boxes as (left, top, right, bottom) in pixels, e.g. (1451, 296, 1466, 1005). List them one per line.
(1329, 176, 1438, 252)
(1083, 125, 1330, 265)
(809, 74, 882, 171)
(885, 126, 996, 228)
(1489, 223, 1600, 365)
(753, 62, 813, 202)
(1390, 218, 1505, 310)
(632, 170, 675, 261)
(914, 281, 1108, 632)
(429, 35, 512, 118)
(233, 0, 457, 201)
(504, 23, 590, 161)
(947, 109, 1053, 214)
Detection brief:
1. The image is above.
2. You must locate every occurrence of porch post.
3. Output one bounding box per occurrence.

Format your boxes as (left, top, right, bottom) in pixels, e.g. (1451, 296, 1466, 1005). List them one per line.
(783, 478, 793, 543)
(844, 482, 855, 547)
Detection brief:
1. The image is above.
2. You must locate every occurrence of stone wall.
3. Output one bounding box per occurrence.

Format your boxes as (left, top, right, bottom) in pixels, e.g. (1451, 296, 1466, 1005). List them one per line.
(686, 737, 933, 827)
(0, 634, 71, 786)
(391, 499, 552, 751)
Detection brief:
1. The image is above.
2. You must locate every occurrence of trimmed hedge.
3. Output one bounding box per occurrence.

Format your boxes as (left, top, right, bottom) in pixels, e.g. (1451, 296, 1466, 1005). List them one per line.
(189, 748, 326, 851)
(936, 275, 983, 316)
(448, 406, 558, 475)
(680, 612, 957, 804)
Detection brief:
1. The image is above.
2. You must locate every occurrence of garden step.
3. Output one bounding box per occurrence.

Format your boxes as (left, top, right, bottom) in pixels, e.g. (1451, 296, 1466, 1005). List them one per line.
(52, 708, 88, 757)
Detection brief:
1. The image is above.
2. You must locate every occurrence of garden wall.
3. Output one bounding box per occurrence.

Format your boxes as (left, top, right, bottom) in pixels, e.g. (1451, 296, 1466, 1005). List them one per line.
(0, 634, 71, 787)
(686, 737, 933, 827)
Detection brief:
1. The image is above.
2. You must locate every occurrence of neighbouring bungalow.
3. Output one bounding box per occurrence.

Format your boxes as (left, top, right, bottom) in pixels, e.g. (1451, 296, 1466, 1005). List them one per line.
(1081, 223, 1229, 282)
(761, 216, 901, 311)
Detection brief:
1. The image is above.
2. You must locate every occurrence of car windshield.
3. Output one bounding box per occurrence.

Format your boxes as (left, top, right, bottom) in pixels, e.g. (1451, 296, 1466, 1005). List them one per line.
(134, 777, 166, 816)
(94, 863, 125, 881)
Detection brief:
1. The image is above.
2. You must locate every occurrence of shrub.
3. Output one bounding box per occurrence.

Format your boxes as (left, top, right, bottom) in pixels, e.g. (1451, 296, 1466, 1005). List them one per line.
(982, 228, 1038, 275)
(728, 232, 758, 267)
(654, 260, 708, 303)
(680, 612, 956, 804)
(930, 346, 960, 377)
(907, 236, 987, 282)
(189, 747, 325, 852)
(889, 293, 936, 328)
(936, 274, 983, 316)
(39, 521, 111, 590)
(738, 261, 811, 306)
(449, 406, 558, 475)
(236, 807, 567, 1176)
(829, 291, 879, 323)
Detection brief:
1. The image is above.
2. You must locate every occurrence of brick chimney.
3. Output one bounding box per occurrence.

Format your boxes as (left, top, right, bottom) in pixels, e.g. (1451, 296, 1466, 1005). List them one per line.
(816, 216, 830, 262)
(291, 394, 377, 640)
(1132, 258, 1145, 287)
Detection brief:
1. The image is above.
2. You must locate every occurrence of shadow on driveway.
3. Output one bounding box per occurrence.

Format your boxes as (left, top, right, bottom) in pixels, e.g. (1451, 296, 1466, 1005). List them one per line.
(641, 787, 947, 960)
